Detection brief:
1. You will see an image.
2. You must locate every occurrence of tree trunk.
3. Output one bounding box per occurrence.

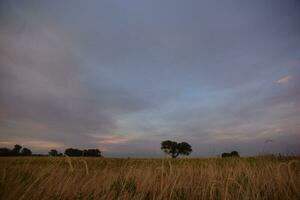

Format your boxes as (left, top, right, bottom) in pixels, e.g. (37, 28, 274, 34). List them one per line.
(171, 152, 179, 158)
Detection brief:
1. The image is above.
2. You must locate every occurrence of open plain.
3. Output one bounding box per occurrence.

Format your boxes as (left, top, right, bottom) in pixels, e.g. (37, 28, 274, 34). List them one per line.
(0, 156, 299, 200)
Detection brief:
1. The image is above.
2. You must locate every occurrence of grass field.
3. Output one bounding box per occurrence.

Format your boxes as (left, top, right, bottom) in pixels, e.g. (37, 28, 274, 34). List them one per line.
(0, 156, 299, 200)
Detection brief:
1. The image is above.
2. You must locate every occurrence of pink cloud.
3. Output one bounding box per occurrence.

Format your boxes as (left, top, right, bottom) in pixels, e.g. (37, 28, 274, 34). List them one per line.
(277, 75, 293, 85)
(0, 139, 65, 149)
(90, 134, 130, 145)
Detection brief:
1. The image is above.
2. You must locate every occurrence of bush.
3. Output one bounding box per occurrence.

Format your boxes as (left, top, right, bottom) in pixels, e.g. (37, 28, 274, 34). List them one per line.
(222, 151, 240, 158)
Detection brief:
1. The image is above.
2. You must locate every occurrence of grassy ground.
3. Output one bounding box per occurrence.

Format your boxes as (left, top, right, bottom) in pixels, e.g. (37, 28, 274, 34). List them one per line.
(0, 156, 299, 200)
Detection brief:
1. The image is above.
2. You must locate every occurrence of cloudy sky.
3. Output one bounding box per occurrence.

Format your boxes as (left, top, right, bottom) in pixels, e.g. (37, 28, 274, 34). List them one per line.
(0, 0, 300, 157)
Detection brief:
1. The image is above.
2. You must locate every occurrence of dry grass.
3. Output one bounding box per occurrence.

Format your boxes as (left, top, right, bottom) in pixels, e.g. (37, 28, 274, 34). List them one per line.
(0, 156, 299, 200)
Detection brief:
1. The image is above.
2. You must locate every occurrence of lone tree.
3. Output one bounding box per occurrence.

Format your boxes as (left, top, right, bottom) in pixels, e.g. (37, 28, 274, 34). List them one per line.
(21, 148, 32, 156)
(161, 140, 192, 158)
(12, 144, 22, 155)
(49, 149, 58, 156)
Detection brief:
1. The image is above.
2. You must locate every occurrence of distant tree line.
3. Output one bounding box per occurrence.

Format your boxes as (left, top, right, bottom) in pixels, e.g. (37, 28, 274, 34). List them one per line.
(0, 144, 32, 156)
(48, 148, 102, 157)
(48, 149, 63, 157)
(64, 148, 102, 157)
(0, 144, 102, 157)
(160, 140, 241, 159)
(1, 143, 240, 159)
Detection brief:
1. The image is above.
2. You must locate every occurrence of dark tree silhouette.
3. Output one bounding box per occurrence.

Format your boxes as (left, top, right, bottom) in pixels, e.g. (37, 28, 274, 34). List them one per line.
(0, 148, 12, 156)
(222, 151, 240, 158)
(177, 142, 192, 156)
(64, 148, 83, 157)
(161, 140, 177, 158)
(21, 148, 32, 156)
(0, 145, 32, 156)
(221, 153, 231, 158)
(64, 148, 102, 157)
(13, 144, 22, 155)
(83, 149, 101, 157)
(161, 140, 192, 158)
(230, 151, 240, 157)
(49, 149, 58, 156)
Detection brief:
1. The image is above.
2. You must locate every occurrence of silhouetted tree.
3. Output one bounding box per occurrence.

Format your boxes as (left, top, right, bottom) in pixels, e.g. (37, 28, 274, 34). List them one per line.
(161, 140, 177, 158)
(222, 151, 240, 158)
(13, 144, 22, 155)
(64, 148, 102, 157)
(49, 149, 58, 156)
(221, 152, 231, 158)
(161, 140, 192, 158)
(177, 142, 192, 156)
(0, 148, 12, 156)
(64, 148, 83, 157)
(83, 149, 101, 157)
(0, 145, 32, 156)
(230, 151, 240, 157)
(21, 148, 32, 156)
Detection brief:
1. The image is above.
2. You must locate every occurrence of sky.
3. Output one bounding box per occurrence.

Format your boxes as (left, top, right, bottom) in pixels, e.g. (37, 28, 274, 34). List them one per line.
(0, 0, 300, 157)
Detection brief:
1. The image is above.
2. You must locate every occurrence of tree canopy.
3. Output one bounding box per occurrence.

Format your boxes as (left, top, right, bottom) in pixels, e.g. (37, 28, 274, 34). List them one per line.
(161, 140, 192, 158)
(21, 148, 32, 156)
(64, 148, 102, 157)
(13, 144, 22, 154)
(0, 144, 32, 156)
(221, 151, 240, 158)
(83, 149, 101, 157)
(49, 149, 59, 156)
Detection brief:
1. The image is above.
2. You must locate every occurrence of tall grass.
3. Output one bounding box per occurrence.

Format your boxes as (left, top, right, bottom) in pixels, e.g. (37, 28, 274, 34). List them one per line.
(0, 156, 299, 200)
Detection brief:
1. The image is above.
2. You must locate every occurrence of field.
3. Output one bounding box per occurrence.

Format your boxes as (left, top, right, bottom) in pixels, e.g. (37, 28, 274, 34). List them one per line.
(0, 156, 299, 200)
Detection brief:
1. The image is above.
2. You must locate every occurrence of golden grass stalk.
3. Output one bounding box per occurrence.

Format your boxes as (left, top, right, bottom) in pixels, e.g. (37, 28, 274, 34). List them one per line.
(1, 168, 6, 183)
(168, 159, 173, 174)
(19, 176, 41, 200)
(168, 174, 179, 200)
(161, 159, 164, 193)
(65, 155, 74, 172)
(79, 159, 89, 175)
(287, 160, 299, 195)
